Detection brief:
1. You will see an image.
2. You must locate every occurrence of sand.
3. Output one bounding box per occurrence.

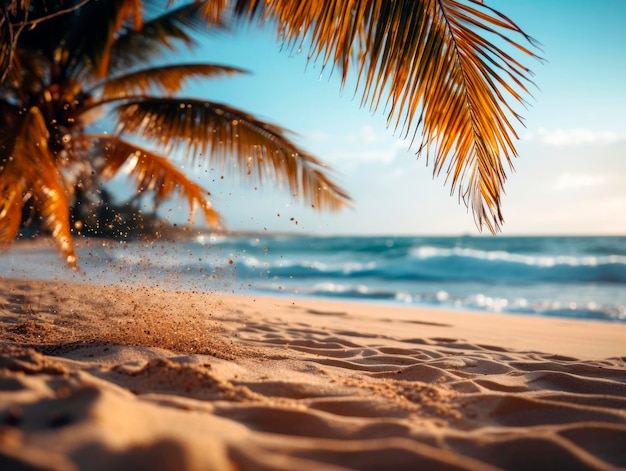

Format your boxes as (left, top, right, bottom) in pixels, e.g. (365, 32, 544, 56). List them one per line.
(0, 276, 625, 471)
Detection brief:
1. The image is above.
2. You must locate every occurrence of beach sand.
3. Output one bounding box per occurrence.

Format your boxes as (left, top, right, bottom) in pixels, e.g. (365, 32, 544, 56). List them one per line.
(1, 276, 625, 470)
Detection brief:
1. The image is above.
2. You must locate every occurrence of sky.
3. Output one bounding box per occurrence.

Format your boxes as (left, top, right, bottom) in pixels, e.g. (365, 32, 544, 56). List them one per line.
(131, 0, 626, 236)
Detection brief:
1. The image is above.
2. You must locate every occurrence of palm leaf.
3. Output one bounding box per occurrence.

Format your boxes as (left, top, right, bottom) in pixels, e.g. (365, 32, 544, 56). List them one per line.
(0, 99, 19, 129)
(0, 107, 31, 245)
(4, 107, 77, 266)
(8, 1, 140, 80)
(7, 48, 50, 99)
(108, 2, 219, 74)
(199, 0, 229, 24)
(23, 0, 144, 80)
(114, 98, 351, 211)
(85, 134, 222, 228)
(96, 63, 247, 99)
(82, 0, 143, 78)
(230, 0, 539, 232)
(0, 131, 26, 245)
(0, 179, 25, 245)
(0, 13, 11, 84)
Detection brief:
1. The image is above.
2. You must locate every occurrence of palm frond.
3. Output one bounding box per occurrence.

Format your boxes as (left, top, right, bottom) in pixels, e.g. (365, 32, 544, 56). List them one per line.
(6, 48, 49, 99)
(199, 0, 229, 24)
(108, 2, 219, 74)
(1, 108, 30, 245)
(97, 63, 247, 99)
(0, 13, 11, 84)
(232, 0, 539, 232)
(114, 98, 351, 211)
(0, 132, 26, 245)
(80, 0, 143, 78)
(0, 180, 25, 245)
(83, 0, 144, 78)
(10, 107, 77, 266)
(85, 134, 222, 228)
(0, 99, 18, 128)
(18, 0, 144, 79)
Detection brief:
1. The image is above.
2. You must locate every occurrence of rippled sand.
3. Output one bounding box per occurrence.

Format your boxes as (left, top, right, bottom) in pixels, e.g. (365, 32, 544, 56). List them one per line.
(1, 278, 625, 470)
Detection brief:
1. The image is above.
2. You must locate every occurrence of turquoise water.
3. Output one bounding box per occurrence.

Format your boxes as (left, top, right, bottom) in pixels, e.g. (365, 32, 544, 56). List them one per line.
(2, 234, 625, 322)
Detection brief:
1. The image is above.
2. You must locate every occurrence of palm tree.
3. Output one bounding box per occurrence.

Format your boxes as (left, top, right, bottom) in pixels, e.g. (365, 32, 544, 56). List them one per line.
(1, 0, 539, 266)
(0, 0, 351, 267)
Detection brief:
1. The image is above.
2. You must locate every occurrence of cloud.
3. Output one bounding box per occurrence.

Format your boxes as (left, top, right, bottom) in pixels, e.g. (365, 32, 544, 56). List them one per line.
(346, 125, 383, 144)
(329, 125, 411, 166)
(346, 125, 411, 147)
(526, 128, 626, 146)
(304, 130, 331, 142)
(553, 173, 605, 191)
(330, 149, 398, 164)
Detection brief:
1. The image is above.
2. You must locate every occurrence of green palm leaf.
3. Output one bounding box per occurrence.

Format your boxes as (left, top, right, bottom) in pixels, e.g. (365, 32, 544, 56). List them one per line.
(114, 98, 351, 211)
(86, 134, 222, 228)
(229, 0, 539, 232)
(97, 63, 247, 99)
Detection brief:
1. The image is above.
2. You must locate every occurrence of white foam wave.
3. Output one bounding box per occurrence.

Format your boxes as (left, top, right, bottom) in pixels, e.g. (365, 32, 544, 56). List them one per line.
(409, 246, 626, 267)
(240, 257, 377, 274)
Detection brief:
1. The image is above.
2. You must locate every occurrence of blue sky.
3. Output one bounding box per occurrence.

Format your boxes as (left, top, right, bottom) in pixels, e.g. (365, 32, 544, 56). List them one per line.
(143, 0, 626, 236)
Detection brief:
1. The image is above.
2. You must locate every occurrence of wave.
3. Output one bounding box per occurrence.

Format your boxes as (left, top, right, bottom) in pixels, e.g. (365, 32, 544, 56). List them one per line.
(251, 281, 626, 322)
(410, 245, 626, 267)
(235, 249, 626, 284)
(405, 245, 626, 283)
(92, 236, 626, 286)
(6, 235, 623, 323)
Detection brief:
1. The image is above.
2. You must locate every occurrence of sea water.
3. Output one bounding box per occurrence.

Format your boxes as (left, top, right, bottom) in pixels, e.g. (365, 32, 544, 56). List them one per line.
(2, 234, 625, 322)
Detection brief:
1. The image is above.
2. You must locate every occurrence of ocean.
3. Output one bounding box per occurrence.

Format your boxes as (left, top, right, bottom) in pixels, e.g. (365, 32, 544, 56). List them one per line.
(2, 234, 625, 322)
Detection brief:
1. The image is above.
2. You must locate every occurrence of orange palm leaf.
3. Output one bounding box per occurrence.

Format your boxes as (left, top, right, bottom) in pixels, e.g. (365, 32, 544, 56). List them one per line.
(228, 0, 540, 231)
(87, 134, 222, 228)
(5, 107, 77, 266)
(114, 98, 351, 211)
(98, 63, 247, 99)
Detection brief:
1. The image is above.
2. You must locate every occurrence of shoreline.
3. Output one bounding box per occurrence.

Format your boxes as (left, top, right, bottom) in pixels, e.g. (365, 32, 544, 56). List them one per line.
(3, 233, 626, 326)
(1, 276, 625, 470)
(1, 275, 626, 359)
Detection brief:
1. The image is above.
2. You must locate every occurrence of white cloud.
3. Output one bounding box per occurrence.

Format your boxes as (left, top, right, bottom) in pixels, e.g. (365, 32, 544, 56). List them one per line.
(331, 125, 412, 166)
(346, 125, 381, 144)
(526, 128, 626, 146)
(553, 173, 605, 191)
(330, 149, 398, 164)
(346, 125, 411, 147)
(304, 130, 331, 142)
